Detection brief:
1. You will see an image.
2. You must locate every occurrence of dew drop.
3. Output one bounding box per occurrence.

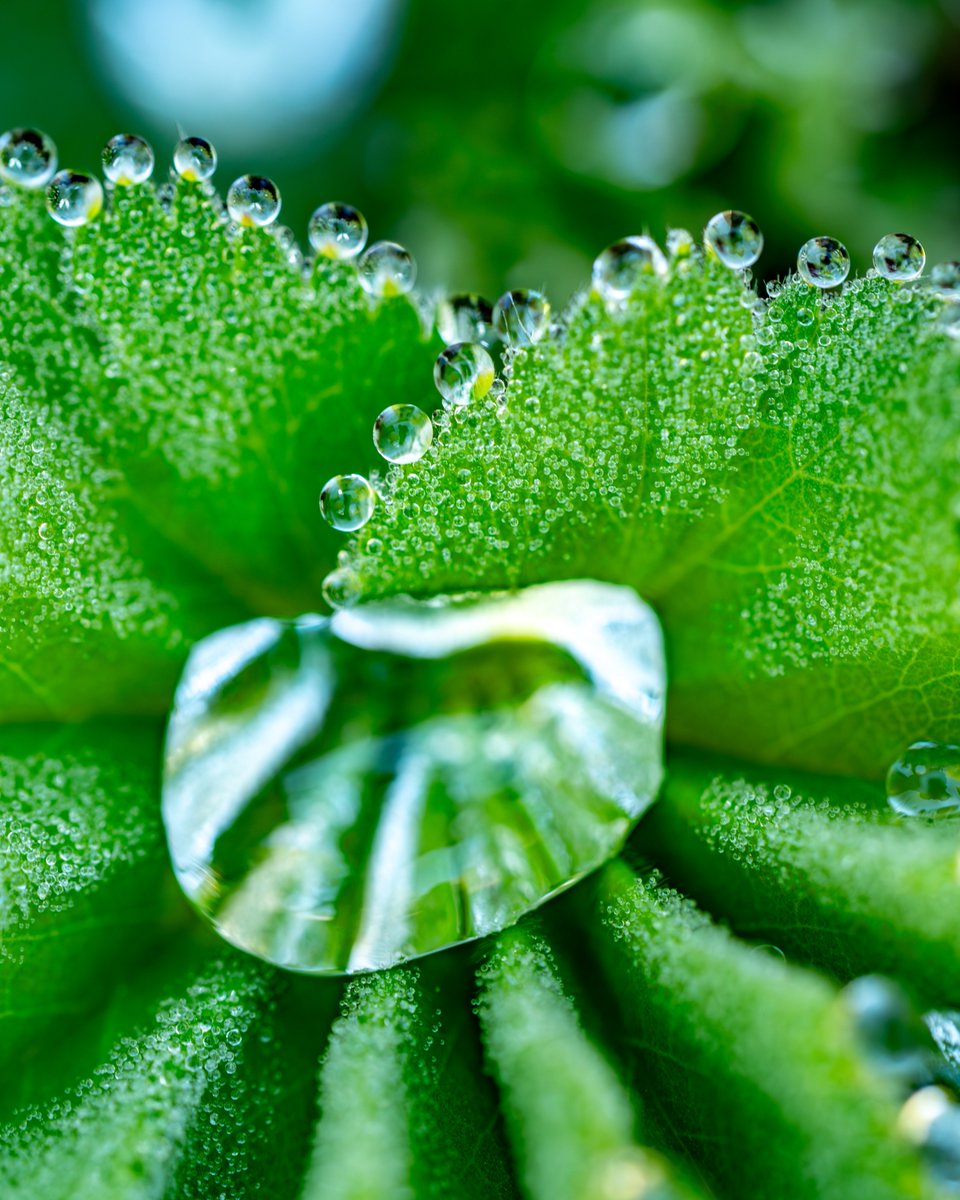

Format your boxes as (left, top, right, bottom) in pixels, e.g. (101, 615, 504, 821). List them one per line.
(319, 473, 376, 532)
(0, 127, 57, 189)
(898, 1087, 960, 1189)
(886, 741, 960, 817)
(173, 135, 217, 182)
(102, 133, 154, 186)
(373, 404, 433, 464)
(308, 201, 368, 260)
(873, 232, 925, 282)
(666, 227, 699, 262)
(931, 262, 960, 300)
(704, 210, 764, 270)
(938, 306, 960, 341)
(45, 171, 104, 227)
(226, 174, 281, 228)
(592, 236, 668, 301)
(842, 975, 936, 1091)
(322, 568, 362, 609)
(357, 240, 416, 298)
(434, 342, 495, 408)
(436, 293, 494, 345)
(493, 288, 550, 346)
(797, 237, 850, 289)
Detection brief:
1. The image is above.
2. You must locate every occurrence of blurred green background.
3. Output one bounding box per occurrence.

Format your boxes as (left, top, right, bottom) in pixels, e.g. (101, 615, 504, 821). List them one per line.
(2, 0, 958, 301)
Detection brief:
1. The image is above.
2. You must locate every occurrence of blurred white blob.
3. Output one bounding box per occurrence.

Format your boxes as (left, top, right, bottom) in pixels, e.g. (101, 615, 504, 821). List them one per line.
(88, 0, 402, 154)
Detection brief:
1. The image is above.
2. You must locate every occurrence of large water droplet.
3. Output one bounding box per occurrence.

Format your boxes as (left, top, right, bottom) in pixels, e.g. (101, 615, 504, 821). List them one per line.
(886, 741, 960, 817)
(704, 210, 763, 270)
(898, 1087, 960, 1189)
(842, 976, 937, 1091)
(226, 174, 281, 227)
(797, 237, 850, 289)
(436, 293, 494, 345)
(319, 474, 376, 532)
(873, 233, 925, 282)
(174, 135, 217, 182)
(373, 404, 433, 464)
(357, 240, 416, 298)
(161, 581, 666, 974)
(931, 262, 960, 300)
(308, 201, 368, 260)
(433, 342, 495, 409)
(0, 127, 57, 189)
(45, 171, 104, 227)
(493, 289, 551, 346)
(592, 236, 668, 301)
(102, 133, 154, 185)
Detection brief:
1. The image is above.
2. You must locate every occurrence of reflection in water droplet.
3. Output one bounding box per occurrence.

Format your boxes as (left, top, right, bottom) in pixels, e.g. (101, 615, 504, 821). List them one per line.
(592, 236, 668, 301)
(704, 210, 763, 270)
(102, 133, 155, 185)
(357, 240, 416, 297)
(434, 342, 495, 408)
(931, 263, 960, 300)
(493, 289, 551, 346)
(797, 237, 850, 289)
(226, 174, 281, 227)
(0, 127, 57, 189)
(886, 741, 960, 817)
(373, 403, 433, 463)
(174, 135, 217, 182)
(319, 473, 376, 532)
(161, 581, 666, 974)
(873, 233, 925, 282)
(45, 171, 104, 227)
(436, 293, 494, 345)
(308, 201, 368, 260)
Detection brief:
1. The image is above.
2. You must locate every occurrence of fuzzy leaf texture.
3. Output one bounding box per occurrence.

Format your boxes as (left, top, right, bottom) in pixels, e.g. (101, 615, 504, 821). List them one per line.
(2, 169, 960, 1200)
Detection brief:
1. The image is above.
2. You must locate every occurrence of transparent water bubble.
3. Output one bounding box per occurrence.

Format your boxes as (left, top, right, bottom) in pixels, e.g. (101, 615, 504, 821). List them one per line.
(161, 580, 666, 974)
(842, 976, 937, 1092)
(308, 201, 368, 260)
(592, 236, 668, 301)
(704, 210, 764, 270)
(102, 133, 154, 185)
(226, 174, 281, 227)
(797, 237, 850, 289)
(357, 240, 416, 297)
(931, 262, 960, 300)
(434, 342, 495, 409)
(436, 293, 494, 345)
(373, 404, 433, 464)
(322, 568, 362, 610)
(45, 171, 104, 228)
(873, 233, 925, 282)
(898, 1087, 960, 1189)
(173, 135, 217, 182)
(493, 288, 551, 346)
(0, 127, 57, 189)
(886, 741, 960, 817)
(319, 473, 376, 532)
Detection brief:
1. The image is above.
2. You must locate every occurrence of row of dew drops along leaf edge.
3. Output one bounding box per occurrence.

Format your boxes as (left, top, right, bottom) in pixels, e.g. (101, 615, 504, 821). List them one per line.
(4, 129, 960, 820)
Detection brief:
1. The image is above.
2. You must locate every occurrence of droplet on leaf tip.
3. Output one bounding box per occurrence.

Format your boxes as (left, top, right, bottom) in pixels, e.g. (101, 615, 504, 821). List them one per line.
(102, 133, 154, 186)
(493, 288, 550, 346)
(704, 210, 763, 270)
(0, 127, 57, 189)
(434, 342, 495, 409)
(872, 233, 925, 282)
(173, 135, 217, 182)
(357, 240, 416, 297)
(226, 174, 281, 228)
(45, 170, 104, 227)
(308, 201, 368, 260)
(797, 237, 850, 289)
(373, 404, 433, 464)
(319, 473, 376, 532)
(436, 293, 494, 345)
(592, 235, 668, 301)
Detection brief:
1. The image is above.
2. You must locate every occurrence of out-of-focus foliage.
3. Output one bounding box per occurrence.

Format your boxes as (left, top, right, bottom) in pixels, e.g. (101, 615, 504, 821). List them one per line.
(1, 0, 957, 298)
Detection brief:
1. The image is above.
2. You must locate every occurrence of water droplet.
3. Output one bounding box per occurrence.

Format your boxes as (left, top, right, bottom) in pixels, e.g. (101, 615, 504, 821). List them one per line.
(666, 228, 699, 261)
(797, 237, 850, 289)
(704, 210, 764, 270)
(886, 741, 960, 817)
(592, 236, 668, 301)
(319, 474, 376, 532)
(357, 240, 416, 298)
(773, 783, 792, 802)
(842, 975, 936, 1091)
(161, 580, 666, 973)
(493, 288, 551, 346)
(322, 568, 362, 609)
(938, 306, 960, 340)
(102, 133, 154, 186)
(898, 1087, 960, 1189)
(433, 342, 495, 408)
(436, 293, 494, 345)
(308, 201, 368, 260)
(795, 307, 814, 327)
(931, 262, 960, 300)
(373, 404, 433, 464)
(45, 171, 104, 228)
(226, 175, 281, 228)
(872, 232, 925, 282)
(0, 127, 57, 189)
(173, 135, 217, 182)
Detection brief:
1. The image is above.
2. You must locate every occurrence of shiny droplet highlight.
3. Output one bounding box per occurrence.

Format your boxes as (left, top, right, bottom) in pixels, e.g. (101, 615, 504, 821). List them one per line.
(173, 135, 217, 182)
(873, 233, 925, 282)
(319, 473, 376, 532)
(0, 127, 57, 189)
(434, 342, 495, 408)
(226, 174, 281, 227)
(704, 210, 764, 270)
(886, 741, 960, 817)
(102, 133, 154, 186)
(493, 289, 550, 346)
(357, 240, 416, 297)
(373, 404, 433, 464)
(593, 236, 668, 301)
(45, 171, 104, 227)
(308, 202, 368, 260)
(797, 237, 850, 289)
